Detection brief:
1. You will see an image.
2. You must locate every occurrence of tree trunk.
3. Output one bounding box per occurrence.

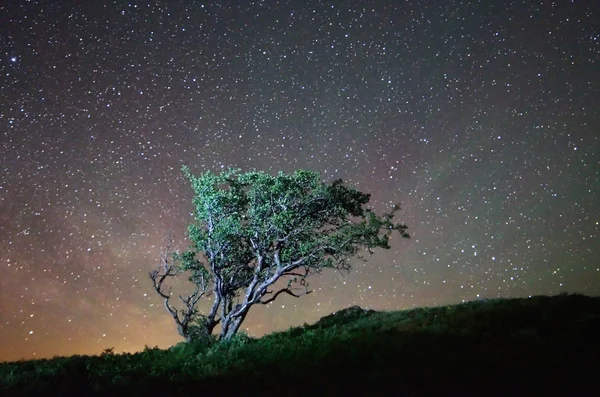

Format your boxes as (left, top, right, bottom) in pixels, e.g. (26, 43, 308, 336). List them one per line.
(221, 308, 250, 340)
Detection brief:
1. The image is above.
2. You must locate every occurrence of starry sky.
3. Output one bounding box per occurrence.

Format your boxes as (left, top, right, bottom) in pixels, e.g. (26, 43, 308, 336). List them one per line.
(1, 0, 598, 362)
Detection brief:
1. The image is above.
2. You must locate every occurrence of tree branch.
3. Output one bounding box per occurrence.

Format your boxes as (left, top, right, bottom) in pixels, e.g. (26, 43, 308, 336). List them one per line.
(281, 271, 308, 278)
(149, 235, 211, 341)
(259, 287, 312, 305)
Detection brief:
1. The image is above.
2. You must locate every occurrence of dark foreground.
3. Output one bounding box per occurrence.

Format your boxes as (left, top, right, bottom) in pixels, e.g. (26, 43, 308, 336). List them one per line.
(1, 293, 598, 396)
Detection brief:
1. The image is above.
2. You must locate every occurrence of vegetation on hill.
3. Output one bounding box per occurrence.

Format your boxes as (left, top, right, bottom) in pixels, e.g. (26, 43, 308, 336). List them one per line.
(1, 293, 598, 396)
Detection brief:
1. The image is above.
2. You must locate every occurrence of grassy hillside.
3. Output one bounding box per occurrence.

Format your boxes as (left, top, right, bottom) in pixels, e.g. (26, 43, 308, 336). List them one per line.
(1, 293, 598, 396)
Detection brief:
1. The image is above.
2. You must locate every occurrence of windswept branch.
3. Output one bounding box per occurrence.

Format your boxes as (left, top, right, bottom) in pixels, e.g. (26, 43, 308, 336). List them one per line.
(259, 287, 312, 305)
(148, 237, 210, 342)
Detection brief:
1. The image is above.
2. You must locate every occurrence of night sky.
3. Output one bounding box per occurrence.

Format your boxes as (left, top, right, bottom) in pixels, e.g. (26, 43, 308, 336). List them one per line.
(1, 0, 599, 363)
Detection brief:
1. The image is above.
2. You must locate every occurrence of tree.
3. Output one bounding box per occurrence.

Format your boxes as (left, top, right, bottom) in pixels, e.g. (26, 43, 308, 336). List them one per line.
(149, 167, 410, 342)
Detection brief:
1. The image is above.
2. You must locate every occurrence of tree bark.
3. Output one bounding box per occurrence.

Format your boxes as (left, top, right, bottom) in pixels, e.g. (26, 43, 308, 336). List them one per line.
(221, 307, 250, 340)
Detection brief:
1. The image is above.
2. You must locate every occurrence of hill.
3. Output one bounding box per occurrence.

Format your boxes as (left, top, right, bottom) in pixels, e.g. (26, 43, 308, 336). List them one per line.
(1, 293, 598, 396)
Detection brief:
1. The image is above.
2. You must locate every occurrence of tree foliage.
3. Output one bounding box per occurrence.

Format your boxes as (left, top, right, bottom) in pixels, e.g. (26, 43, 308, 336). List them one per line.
(150, 167, 409, 342)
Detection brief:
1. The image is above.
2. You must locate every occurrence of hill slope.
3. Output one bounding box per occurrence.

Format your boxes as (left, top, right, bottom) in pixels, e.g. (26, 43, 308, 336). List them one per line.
(1, 293, 599, 396)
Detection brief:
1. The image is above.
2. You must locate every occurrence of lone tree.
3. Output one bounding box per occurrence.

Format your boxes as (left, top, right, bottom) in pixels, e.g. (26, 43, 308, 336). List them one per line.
(150, 167, 409, 342)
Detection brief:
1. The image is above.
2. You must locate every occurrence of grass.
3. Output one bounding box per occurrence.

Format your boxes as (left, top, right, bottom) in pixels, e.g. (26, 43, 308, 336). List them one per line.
(1, 293, 598, 396)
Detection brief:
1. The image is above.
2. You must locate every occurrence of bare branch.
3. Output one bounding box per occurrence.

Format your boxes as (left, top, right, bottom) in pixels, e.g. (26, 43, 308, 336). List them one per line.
(149, 234, 212, 341)
(259, 288, 312, 305)
(281, 271, 308, 278)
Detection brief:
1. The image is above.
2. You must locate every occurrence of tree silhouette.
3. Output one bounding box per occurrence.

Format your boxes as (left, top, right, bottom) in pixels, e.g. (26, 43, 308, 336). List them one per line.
(150, 167, 409, 342)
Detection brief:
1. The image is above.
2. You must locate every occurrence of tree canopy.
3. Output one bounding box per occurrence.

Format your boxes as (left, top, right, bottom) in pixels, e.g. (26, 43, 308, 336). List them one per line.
(150, 167, 409, 342)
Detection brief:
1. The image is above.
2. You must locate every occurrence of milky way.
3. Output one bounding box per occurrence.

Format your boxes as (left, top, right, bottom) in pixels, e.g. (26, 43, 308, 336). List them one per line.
(1, 0, 598, 362)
